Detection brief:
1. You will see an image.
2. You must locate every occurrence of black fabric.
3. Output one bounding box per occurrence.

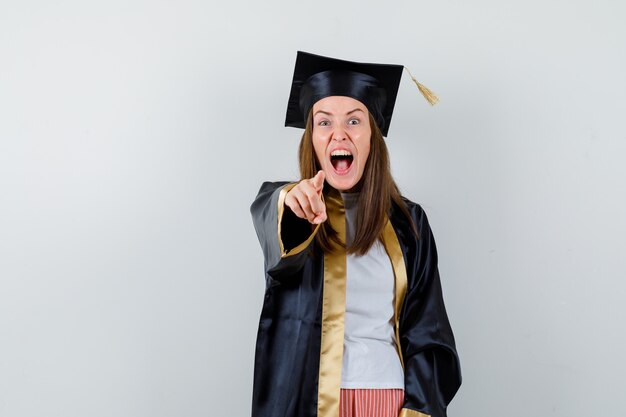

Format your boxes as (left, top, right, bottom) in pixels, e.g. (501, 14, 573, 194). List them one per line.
(250, 182, 462, 417)
(285, 51, 404, 137)
(280, 203, 315, 253)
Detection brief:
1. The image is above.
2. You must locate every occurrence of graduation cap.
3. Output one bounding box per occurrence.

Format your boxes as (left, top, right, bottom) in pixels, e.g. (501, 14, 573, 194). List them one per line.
(285, 51, 438, 137)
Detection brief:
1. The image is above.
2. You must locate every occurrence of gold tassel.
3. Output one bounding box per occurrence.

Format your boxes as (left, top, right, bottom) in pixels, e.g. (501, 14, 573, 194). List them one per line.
(404, 67, 439, 105)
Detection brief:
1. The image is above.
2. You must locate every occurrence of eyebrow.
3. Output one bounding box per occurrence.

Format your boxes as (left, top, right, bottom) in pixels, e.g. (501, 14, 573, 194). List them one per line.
(313, 108, 366, 117)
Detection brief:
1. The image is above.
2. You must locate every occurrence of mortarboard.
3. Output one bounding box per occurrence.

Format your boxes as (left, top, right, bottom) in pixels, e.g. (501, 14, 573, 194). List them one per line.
(285, 51, 437, 137)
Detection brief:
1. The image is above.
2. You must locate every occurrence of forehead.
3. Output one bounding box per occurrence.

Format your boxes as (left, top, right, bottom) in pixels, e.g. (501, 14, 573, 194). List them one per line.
(312, 96, 368, 113)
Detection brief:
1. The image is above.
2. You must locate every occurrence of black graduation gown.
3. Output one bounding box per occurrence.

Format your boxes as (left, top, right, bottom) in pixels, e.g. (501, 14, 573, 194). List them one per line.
(250, 181, 461, 417)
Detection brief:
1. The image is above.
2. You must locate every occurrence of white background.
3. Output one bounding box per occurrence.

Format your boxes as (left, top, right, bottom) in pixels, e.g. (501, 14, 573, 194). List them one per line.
(1, 1, 625, 416)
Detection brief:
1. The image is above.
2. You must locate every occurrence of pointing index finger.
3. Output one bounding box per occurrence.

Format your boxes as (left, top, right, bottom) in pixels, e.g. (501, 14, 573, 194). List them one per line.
(312, 170, 325, 192)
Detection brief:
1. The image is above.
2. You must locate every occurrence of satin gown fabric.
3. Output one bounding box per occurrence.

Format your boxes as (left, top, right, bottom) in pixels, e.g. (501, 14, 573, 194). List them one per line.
(250, 182, 461, 417)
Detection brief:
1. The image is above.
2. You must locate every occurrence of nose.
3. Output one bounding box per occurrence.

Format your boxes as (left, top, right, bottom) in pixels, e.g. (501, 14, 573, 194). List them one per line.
(332, 127, 346, 141)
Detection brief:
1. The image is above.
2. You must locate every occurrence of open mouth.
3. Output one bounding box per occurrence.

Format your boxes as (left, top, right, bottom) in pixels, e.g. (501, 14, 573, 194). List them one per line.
(330, 150, 353, 173)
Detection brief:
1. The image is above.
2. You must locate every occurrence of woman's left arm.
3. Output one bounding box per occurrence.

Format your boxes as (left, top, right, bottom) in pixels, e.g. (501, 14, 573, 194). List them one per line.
(399, 206, 462, 417)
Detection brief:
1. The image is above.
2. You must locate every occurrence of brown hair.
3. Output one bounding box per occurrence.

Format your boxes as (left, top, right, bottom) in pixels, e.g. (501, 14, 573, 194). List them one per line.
(298, 112, 418, 255)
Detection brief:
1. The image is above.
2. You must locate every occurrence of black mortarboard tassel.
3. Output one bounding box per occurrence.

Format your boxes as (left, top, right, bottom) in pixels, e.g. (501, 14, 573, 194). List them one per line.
(285, 51, 415, 137)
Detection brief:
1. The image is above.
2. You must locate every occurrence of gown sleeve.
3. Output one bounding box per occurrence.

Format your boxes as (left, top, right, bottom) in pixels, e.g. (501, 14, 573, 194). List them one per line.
(399, 204, 462, 417)
(250, 181, 321, 283)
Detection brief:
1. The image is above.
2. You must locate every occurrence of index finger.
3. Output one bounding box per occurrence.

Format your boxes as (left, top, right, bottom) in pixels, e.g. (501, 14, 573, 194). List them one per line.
(307, 190, 326, 218)
(311, 170, 325, 192)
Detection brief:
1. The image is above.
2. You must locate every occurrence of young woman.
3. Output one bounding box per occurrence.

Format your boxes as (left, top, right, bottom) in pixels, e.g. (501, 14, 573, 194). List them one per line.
(251, 51, 461, 417)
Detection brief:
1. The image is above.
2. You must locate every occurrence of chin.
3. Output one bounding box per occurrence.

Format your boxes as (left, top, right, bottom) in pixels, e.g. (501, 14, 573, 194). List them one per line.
(326, 175, 362, 192)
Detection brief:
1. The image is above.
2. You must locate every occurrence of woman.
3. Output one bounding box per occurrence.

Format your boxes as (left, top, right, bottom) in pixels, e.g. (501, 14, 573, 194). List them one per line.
(251, 51, 461, 417)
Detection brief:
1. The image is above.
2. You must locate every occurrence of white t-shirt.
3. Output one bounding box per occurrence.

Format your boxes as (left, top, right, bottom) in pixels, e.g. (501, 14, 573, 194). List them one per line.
(340, 192, 405, 389)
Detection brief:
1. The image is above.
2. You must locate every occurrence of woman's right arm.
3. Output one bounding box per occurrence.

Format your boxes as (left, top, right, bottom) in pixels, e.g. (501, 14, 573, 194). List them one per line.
(250, 173, 326, 281)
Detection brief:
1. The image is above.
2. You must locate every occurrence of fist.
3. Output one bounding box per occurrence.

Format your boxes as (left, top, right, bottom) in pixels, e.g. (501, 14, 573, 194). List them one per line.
(284, 171, 327, 224)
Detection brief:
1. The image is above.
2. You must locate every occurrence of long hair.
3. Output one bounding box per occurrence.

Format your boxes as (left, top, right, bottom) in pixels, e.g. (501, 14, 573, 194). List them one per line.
(298, 111, 418, 255)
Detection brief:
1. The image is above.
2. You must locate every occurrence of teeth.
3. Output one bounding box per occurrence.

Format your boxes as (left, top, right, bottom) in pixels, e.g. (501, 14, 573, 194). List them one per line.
(331, 150, 352, 157)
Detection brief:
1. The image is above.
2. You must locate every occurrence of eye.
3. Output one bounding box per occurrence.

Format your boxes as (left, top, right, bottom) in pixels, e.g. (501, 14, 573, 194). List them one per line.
(318, 120, 330, 127)
(348, 118, 360, 125)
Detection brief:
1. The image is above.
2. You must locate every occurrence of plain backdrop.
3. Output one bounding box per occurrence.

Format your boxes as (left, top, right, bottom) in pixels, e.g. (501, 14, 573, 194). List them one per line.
(1, 1, 625, 416)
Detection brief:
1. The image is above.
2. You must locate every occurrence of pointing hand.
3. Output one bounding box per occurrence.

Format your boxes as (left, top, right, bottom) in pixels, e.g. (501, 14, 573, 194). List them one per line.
(284, 171, 327, 224)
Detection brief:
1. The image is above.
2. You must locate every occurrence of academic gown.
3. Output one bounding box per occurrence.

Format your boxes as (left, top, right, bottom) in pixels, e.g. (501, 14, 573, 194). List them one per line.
(250, 182, 461, 417)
